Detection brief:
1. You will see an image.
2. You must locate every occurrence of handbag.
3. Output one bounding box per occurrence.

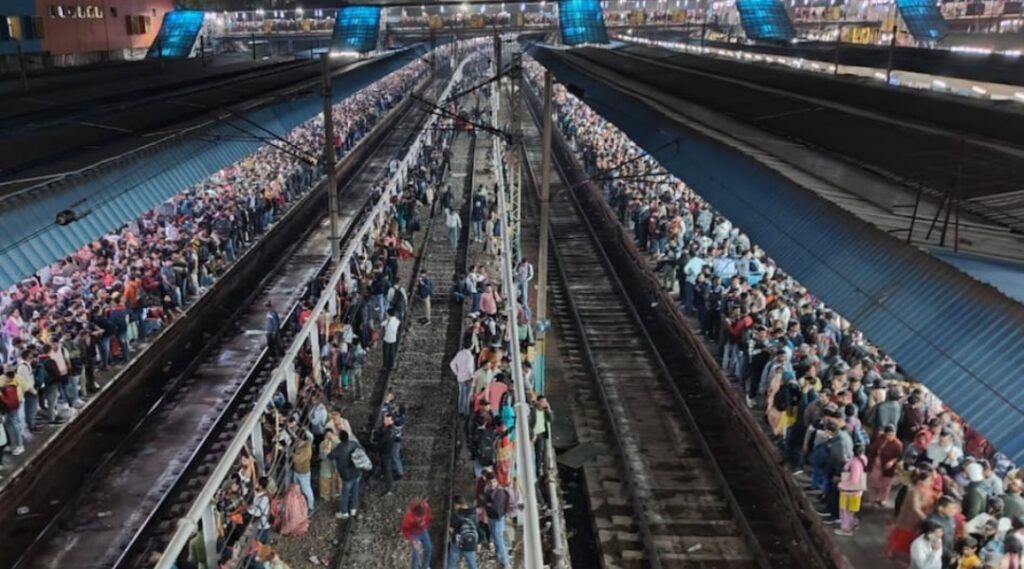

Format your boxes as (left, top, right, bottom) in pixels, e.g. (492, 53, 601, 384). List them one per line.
(229, 504, 245, 526)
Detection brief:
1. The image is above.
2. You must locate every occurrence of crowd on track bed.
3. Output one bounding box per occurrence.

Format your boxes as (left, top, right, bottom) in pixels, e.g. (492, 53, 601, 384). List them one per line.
(143, 44, 552, 569)
(0, 59, 430, 471)
(525, 60, 1024, 569)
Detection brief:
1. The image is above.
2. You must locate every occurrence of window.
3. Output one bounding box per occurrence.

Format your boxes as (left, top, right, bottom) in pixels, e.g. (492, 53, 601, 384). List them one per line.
(736, 0, 797, 40)
(896, 0, 949, 39)
(5, 16, 23, 40)
(558, 0, 610, 45)
(31, 16, 45, 38)
(331, 6, 382, 53)
(147, 10, 204, 57)
(1, 17, 11, 41)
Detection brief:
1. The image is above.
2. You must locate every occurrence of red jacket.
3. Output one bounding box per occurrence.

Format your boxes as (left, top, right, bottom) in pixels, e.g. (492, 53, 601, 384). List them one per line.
(401, 501, 432, 540)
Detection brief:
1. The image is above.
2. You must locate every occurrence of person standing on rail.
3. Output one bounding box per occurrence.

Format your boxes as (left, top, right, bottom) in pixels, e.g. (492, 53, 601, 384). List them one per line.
(470, 189, 486, 244)
(249, 476, 273, 544)
(391, 404, 407, 481)
(330, 430, 363, 520)
(292, 435, 315, 516)
(265, 301, 282, 357)
(426, 184, 437, 219)
(346, 338, 367, 400)
(441, 183, 455, 212)
(514, 258, 534, 306)
(401, 499, 433, 569)
(416, 270, 434, 325)
(447, 495, 480, 569)
(446, 207, 462, 250)
(376, 413, 398, 496)
(531, 396, 552, 478)
(382, 309, 401, 371)
(482, 470, 512, 569)
(450, 342, 475, 416)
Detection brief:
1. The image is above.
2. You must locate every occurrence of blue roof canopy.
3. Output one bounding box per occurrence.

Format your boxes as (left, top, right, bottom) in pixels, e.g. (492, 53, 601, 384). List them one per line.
(528, 44, 1024, 462)
(0, 46, 425, 289)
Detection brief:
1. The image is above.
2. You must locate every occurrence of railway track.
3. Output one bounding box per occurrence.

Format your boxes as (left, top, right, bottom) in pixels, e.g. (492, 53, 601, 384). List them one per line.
(16, 72, 444, 569)
(518, 77, 831, 569)
(332, 59, 485, 569)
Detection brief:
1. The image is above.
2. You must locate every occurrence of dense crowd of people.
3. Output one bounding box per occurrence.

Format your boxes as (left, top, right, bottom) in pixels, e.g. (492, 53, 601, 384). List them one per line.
(155, 43, 462, 568)
(0, 57, 430, 469)
(159, 42, 552, 569)
(526, 59, 1022, 569)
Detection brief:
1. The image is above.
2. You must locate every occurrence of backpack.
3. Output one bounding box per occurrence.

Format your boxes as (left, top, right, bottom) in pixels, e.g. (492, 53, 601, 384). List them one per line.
(1, 385, 19, 411)
(851, 425, 870, 449)
(455, 515, 479, 552)
(475, 429, 497, 467)
(33, 362, 50, 390)
(350, 445, 373, 471)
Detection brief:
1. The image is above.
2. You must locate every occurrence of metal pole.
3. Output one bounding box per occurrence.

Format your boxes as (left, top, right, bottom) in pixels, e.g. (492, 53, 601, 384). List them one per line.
(700, 16, 707, 51)
(252, 31, 257, 60)
(322, 52, 341, 267)
(494, 32, 502, 116)
(546, 438, 567, 568)
(495, 138, 544, 569)
(200, 505, 218, 569)
(535, 71, 553, 396)
(833, 24, 841, 76)
(16, 42, 28, 93)
(885, 4, 897, 84)
(200, 35, 206, 67)
(906, 181, 923, 244)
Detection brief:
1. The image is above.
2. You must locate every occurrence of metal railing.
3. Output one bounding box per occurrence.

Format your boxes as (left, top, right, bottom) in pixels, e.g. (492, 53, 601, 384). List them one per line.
(490, 61, 546, 569)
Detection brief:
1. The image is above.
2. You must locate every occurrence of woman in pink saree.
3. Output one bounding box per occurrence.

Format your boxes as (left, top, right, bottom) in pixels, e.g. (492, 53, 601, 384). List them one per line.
(279, 483, 310, 537)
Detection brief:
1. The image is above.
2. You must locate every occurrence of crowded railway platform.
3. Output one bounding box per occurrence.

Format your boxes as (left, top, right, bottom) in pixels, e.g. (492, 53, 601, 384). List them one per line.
(520, 54, 1024, 569)
(2, 3, 1024, 569)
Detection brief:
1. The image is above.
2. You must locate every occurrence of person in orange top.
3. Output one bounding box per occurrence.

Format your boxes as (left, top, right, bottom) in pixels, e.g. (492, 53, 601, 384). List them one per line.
(401, 499, 433, 569)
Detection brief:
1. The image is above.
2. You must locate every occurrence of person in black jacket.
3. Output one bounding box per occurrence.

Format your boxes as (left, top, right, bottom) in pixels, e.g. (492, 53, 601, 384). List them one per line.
(482, 473, 512, 569)
(91, 309, 116, 370)
(375, 414, 397, 495)
(447, 495, 480, 569)
(329, 430, 363, 519)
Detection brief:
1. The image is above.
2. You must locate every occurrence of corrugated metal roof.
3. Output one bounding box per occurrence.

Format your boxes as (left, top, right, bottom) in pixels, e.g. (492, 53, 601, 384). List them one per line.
(532, 46, 1024, 462)
(0, 47, 423, 289)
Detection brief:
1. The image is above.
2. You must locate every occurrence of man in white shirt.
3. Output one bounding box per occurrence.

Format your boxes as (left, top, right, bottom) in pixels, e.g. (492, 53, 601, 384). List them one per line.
(909, 520, 944, 569)
(382, 309, 401, 371)
(445, 208, 462, 249)
(514, 258, 535, 305)
(925, 431, 963, 472)
(449, 343, 476, 415)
